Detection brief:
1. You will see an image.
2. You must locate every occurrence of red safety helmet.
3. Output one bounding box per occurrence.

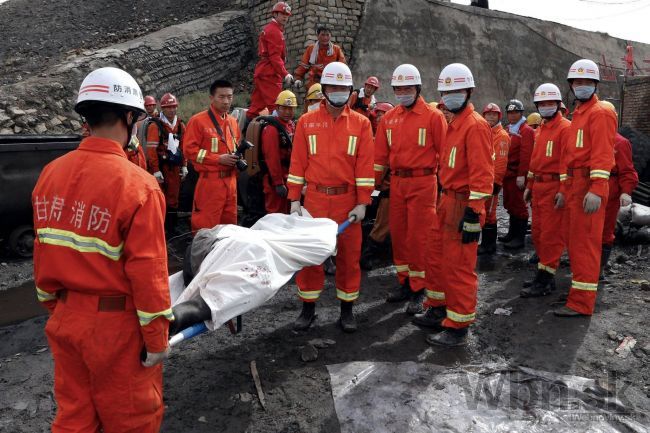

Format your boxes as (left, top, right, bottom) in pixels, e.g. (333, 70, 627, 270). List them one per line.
(144, 95, 157, 106)
(272, 2, 292, 15)
(482, 102, 502, 119)
(375, 102, 394, 113)
(160, 93, 178, 108)
(365, 76, 380, 89)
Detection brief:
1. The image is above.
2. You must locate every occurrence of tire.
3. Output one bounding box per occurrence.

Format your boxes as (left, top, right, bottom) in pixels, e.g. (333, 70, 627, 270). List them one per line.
(8, 225, 34, 258)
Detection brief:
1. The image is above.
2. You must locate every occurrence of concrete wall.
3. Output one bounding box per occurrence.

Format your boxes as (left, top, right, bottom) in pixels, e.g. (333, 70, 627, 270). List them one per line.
(622, 76, 650, 136)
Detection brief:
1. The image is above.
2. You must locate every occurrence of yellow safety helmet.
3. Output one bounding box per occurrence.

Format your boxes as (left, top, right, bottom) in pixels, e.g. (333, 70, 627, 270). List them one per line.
(275, 90, 298, 107)
(306, 83, 324, 101)
(600, 100, 617, 115)
(526, 112, 542, 126)
(428, 101, 438, 109)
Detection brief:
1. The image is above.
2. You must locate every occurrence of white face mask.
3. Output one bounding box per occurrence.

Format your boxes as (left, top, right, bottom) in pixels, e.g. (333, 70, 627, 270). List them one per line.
(442, 93, 466, 112)
(327, 91, 350, 107)
(538, 106, 557, 118)
(308, 102, 321, 112)
(573, 85, 596, 101)
(395, 94, 416, 106)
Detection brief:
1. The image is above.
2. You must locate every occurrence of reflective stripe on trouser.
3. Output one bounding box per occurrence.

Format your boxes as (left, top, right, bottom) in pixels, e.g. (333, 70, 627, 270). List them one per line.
(247, 75, 282, 120)
(160, 164, 182, 209)
(296, 190, 361, 302)
(502, 176, 529, 220)
(46, 296, 163, 433)
(437, 193, 482, 329)
(424, 215, 446, 308)
(566, 176, 608, 315)
(368, 197, 390, 243)
(602, 178, 620, 246)
(531, 180, 566, 273)
(389, 175, 437, 290)
(191, 175, 237, 232)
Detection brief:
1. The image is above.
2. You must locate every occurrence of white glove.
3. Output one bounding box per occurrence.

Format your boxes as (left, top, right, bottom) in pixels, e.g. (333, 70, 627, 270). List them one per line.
(142, 347, 170, 368)
(294, 79, 303, 89)
(523, 188, 532, 203)
(348, 204, 366, 223)
(284, 74, 294, 86)
(554, 192, 565, 209)
(290, 201, 302, 216)
(180, 166, 188, 180)
(583, 192, 602, 214)
(153, 171, 164, 183)
(516, 176, 526, 190)
(620, 193, 632, 207)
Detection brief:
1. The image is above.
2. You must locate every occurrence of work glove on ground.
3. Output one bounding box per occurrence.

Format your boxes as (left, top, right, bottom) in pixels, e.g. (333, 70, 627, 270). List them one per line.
(554, 192, 565, 209)
(583, 192, 602, 214)
(142, 347, 170, 368)
(620, 193, 632, 207)
(284, 74, 294, 86)
(523, 188, 532, 203)
(275, 185, 288, 198)
(492, 183, 501, 195)
(180, 166, 188, 180)
(293, 79, 303, 89)
(458, 206, 481, 244)
(290, 201, 302, 216)
(348, 204, 366, 223)
(516, 176, 526, 190)
(153, 171, 164, 183)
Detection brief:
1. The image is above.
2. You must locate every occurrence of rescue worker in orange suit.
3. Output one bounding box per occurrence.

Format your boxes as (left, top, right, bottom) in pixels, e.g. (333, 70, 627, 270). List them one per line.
(554, 59, 616, 317)
(144, 95, 158, 118)
(374, 64, 447, 315)
(477, 103, 510, 255)
(33, 67, 172, 433)
(304, 83, 325, 113)
(146, 92, 188, 233)
(288, 62, 374, 333)
(349, 76, 380, 118)
(520, 83, 572, 297)
(262, 90, 297, 214)
(125, 129, 148, 170)
(599, 101, 638, 274)
(437, 99, 454, 124)
(500, 99, 534, 249)
(247, 2, 294, 123)
(369, 101, 394, 134)
(185, 79, 241, 232)
(293, 26, 346, 90)
(415, 63, 493, 347)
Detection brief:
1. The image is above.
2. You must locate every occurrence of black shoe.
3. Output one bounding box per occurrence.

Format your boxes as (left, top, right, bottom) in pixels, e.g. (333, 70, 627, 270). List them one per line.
(520, 269, 555, 298)
(406, 289, 425, 315)
(294, 302, 316, 331)
(498, 216, 515, 243)
(477, 224, 497, 255)
(413, 306, 446, 328)
(503, 217, 527, 250)
(600, 244, 612, 280)
(360, 238, 381, 271)
(338, 301, 357, 333)
(554, 305, 587, 317)
(386, 278, 411, 303)
(426, 327, 469, 347)
(169, 297, 212, 336)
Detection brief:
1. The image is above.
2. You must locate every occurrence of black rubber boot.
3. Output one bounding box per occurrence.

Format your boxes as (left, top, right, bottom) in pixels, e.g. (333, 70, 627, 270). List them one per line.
(498, 216, 516, 243)
(413, 306, 446, 328)
(386, 278, 410, 303)
(360, 238, 381, 271)
(169, 297, 212, 336)
(339, 301, 357, 333)
(426, 327, 469, 347)
(293, 302, 316, 331)
(520, 269, 556, 298)
(600, 244, 613, 280)
(477, 224, 497, 255)
(406, 289, 425, 315)
(503, 218, 527, 250)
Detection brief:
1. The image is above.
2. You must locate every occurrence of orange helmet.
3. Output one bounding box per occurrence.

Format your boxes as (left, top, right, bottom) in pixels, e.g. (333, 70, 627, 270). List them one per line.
(482, 102, 502, 119)
(144, 95, 157, 106)
(365, 76, 380, 89)
(272, 2, 292, 15)
(160, 93, 178, 108)
(375, 102, 394, 113)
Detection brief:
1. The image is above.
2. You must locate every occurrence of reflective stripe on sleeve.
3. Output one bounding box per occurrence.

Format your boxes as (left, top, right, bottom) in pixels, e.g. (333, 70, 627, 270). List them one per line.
(137, 308, 174, 326)
(469, 190, 491, 200)
(590, 169, 610, 180)
(374, 164, 385, 172)
(355, 178, 374, 187)
(36, 287, 57, 302)
(287, 174, 305, 185)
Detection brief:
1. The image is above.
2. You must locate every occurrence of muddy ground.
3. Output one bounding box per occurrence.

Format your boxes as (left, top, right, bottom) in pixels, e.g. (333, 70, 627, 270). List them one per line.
(1, 222, 649, 432)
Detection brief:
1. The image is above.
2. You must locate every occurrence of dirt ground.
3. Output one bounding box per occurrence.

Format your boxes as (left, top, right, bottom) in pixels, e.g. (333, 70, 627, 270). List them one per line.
(1, 220, 649, 432)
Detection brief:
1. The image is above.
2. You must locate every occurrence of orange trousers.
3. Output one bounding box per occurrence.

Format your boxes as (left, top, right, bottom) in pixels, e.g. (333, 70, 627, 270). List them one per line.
(296, 190, 361, 302)
(45, 291, 163, 433)
(247, 76, 282, 120)
(503, 176, 529, 220)
(191, 173, 237, 232)
(484, 193, 499, 225)
(565, 176, 608, 315)
(389, 175, 437, 291)
(161, 164, 181, 209)
(602, 179, 620, 246)
(531, 180, 566, 273)
(368, 197, 390, 243)
(263, 174, 289, 214)
(423, 214, 446, 308)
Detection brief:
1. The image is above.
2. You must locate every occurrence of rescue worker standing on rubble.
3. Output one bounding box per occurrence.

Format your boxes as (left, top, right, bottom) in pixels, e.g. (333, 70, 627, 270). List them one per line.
(477, 103, 510, 255)
(348, 76, 380, 118)
(520, 83, 571, 297)
(500, 99, 534, 250)
(288, 62, 374, 333)
(247, 2, 294, 124)
(554, 59, 616, 317)
(185, 79, 241, 232)
(262, 90, 297, 214)
(417, 63, 493, 346)
(374, 64, 447, 314)
(32, 67, 172, 432)
(293, 26, 346, 90)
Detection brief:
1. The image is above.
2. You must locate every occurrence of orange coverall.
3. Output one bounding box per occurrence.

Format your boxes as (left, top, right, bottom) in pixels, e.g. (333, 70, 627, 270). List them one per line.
(184, 106, 241, 232)
(32, 136, 172, 433)
(287, 103, 374, 302)
(485, 123, 510, 225)
(146, 119, 187, 209)
(125, 139, 147, 170)
(560, 95, 616, 315)
(294, 43, 346, 89)
(503, 122, 535, 219)
(374, 97, 447, 292)
(425, 103, 493, 328)
(261, 117, 295, 213)
(602, 133, 638, 246)
(526, 114, 571, 274)
(348, 91, 373, 118)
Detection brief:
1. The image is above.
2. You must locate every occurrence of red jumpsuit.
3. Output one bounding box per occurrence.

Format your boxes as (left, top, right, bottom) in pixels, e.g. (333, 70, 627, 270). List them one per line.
(526, 114, 571, 274)
(374, 97, 447, 293)
(146, 118, 187, 209)
(184, 106, 241, 232)
(294, 43, 346, 89)
(426, 103, 493, 328)
(348, 91, 373, 118)
(503, 121, 534, 220)
(248, 19, 288, 120)
(262, 117, 295, 213)
(125, 139, 147, 170)
(287, 103, 374, 302)
(485, 123, 510, 225)
(560, 95, 616, 315)
(602, 133, 638, 246)
(33, 136, 171, 433)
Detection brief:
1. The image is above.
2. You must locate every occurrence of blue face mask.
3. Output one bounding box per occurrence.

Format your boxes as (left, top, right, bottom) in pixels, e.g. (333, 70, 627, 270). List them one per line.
(538, 106, 557, 118)
(396, 94, 416, 106)
(573, 85, 595, 101)
(327, 91, 350, 107)
(442, 93, 466, 112)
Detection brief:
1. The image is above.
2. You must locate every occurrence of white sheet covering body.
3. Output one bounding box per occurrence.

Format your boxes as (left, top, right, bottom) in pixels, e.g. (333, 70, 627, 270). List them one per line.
(170, 213, 338, 330)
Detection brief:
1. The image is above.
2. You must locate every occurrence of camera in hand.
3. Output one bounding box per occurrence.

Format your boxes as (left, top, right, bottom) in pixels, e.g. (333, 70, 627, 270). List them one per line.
(233, 139, 254, 172)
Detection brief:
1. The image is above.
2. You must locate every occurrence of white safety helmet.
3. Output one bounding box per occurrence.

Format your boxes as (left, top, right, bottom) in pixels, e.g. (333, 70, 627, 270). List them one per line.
(437, 63, 475, 91)
(391, 64, 422, 86)
(75, 67, 146, 117)
(533, 83, 562, 103)
(320, 62, 354, 87)
(567, 59, 600, 82)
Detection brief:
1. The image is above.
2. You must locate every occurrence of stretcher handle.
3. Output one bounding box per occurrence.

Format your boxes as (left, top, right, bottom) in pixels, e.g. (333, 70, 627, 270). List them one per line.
(337, 216, 356, 235)
(169, 322, 208, 347)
